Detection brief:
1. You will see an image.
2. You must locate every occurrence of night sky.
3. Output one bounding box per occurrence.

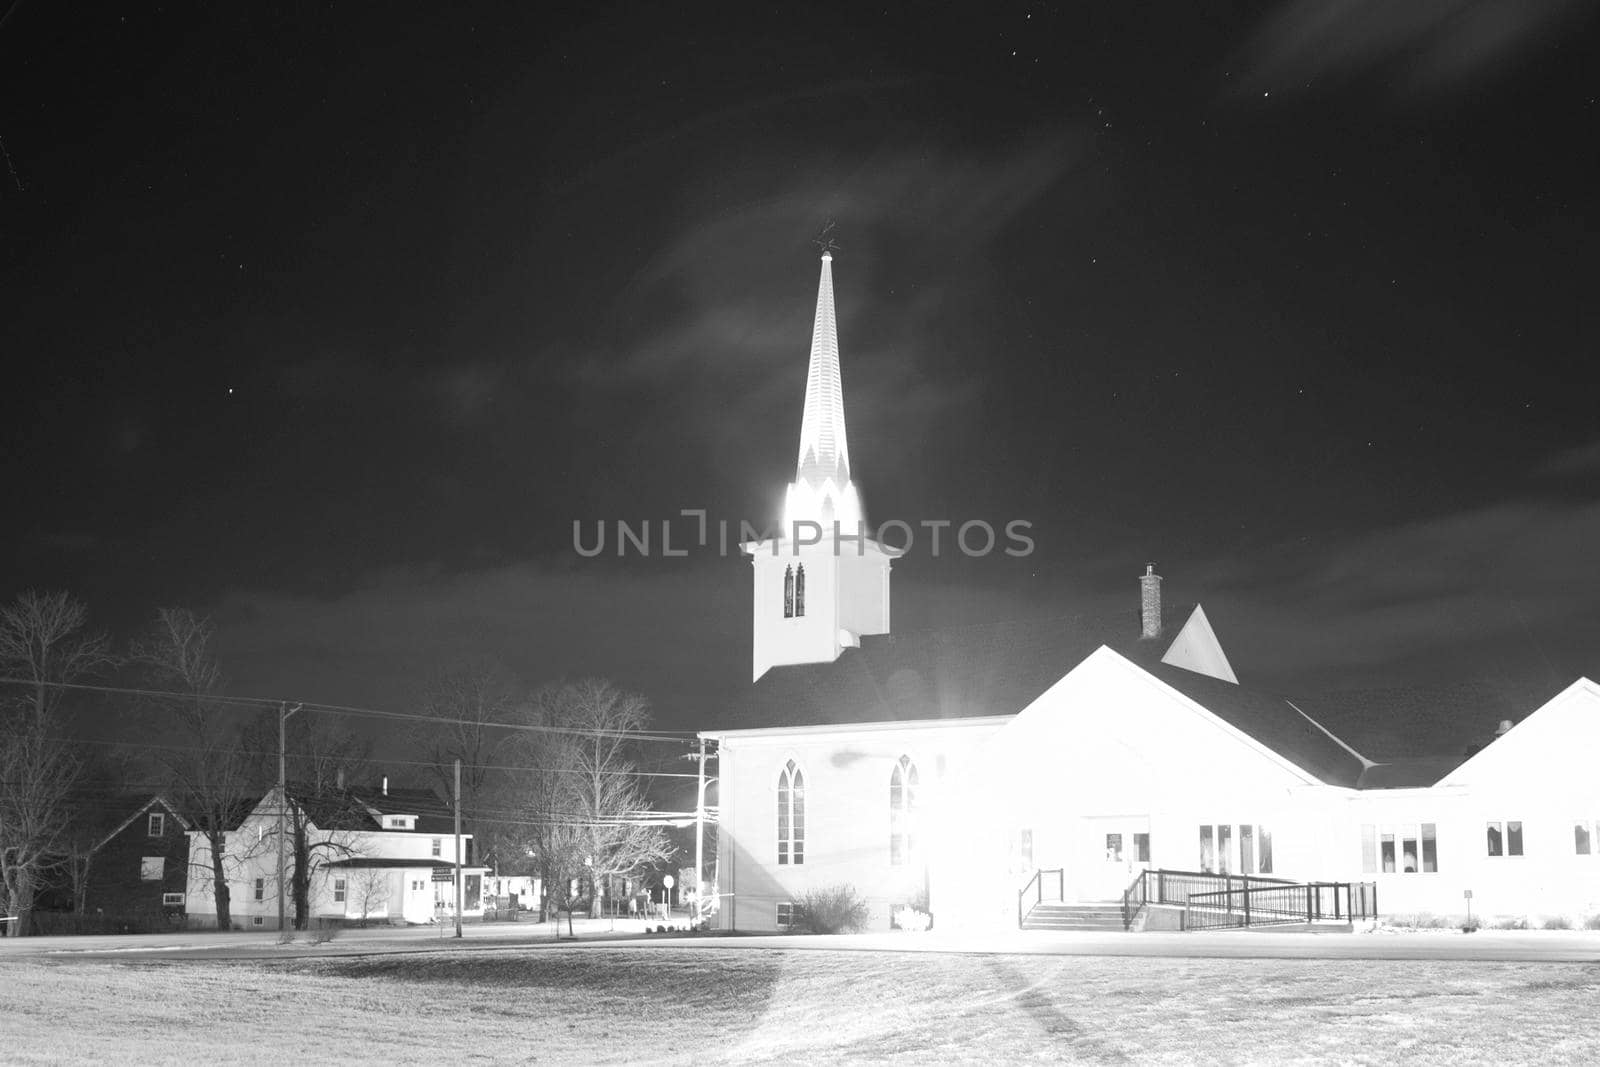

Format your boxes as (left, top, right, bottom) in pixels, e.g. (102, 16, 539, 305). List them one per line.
(3, 1, 1598, 740)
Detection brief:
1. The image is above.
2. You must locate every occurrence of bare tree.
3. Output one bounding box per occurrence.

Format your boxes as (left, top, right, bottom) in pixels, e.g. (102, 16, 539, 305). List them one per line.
(541, 679, 675, 919)
(0, 590, 114, 725)
(0, 591, 108, 935)
(239, 711, 371, 930)
(132, 607, 257, 931)
(350, 866, 391, 926)
(410, 657, 528, 869)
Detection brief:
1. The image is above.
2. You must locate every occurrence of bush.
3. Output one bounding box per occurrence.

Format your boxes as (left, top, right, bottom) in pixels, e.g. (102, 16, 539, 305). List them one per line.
(795, 884, 870, 935)
(1585, 914, 1600, 931)
(1542, 915, 1572, 930)
(892, 905, 931, 932)
(310, 917, 343, 943)
(1492, 916, 1528, 930)
(1460, 917, 1480, 933)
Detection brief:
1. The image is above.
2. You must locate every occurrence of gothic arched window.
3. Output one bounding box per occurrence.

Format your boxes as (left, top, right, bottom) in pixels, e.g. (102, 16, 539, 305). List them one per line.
(889, 755, 919, 865)
(795, 564, 806, 618)
(783, 565, 794, 619)
(778, 759, 806, 865)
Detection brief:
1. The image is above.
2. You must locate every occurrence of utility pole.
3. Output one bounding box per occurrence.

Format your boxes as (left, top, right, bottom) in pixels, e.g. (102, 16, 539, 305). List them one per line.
(453, 757, 463, 939)
(276, 702, 302, 933)
(693, 738, 709, 925)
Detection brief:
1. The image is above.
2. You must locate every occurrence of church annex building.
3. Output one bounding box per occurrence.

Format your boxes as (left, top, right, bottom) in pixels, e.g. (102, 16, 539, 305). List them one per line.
(700, 249, 1600, 934)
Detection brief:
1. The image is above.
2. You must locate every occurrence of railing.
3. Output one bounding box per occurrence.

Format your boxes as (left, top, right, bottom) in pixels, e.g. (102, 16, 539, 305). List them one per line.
(1016, 868, 1065, 928)
(1184, 880, 1379, 931)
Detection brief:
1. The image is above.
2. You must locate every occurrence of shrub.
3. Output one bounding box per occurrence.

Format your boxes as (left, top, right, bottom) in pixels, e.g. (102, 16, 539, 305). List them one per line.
(893, 905, 931, 932)
(1460, 917, 1480, 933)
(1492, 916, 1528, 930)
(1542, 915, 1572, 930)
(795, 884, 870, 935)
(1585, 914, 1600, 931)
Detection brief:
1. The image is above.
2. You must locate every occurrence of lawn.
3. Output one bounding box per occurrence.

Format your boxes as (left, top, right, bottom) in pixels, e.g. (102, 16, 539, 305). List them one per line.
(3, 946, 1598, 1064)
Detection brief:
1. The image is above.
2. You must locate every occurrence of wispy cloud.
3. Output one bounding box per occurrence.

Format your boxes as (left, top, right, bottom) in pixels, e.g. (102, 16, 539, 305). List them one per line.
(1231, 0, 1591, 100)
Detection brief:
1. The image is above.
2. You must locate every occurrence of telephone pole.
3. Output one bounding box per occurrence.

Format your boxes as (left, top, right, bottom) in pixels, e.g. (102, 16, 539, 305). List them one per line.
(453, 757, 464, 939)
(276, 702, 302, 933)
(693, 738, 711, 925)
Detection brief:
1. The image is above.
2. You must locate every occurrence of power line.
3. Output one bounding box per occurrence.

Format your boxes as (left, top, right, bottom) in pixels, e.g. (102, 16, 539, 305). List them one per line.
(0, 677, 699, 741)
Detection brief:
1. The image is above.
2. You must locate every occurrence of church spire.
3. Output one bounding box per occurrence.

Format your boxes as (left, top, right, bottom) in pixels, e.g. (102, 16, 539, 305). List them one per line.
(785, 245, 862, 530)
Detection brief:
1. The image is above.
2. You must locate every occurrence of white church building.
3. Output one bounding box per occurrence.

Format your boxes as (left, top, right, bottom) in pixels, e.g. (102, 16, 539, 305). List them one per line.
(701, 249, 1600, 934)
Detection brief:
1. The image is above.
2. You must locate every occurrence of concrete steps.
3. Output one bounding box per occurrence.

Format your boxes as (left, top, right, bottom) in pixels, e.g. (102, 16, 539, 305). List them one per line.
(1022, 902, 1128, 932)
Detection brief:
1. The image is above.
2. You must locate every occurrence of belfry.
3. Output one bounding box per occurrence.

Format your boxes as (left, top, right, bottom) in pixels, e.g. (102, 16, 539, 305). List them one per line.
(745, 246, 899, 681)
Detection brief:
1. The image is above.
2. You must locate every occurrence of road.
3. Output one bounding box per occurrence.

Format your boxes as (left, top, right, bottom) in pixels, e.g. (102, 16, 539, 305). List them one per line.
(4, 919, 1599, 964)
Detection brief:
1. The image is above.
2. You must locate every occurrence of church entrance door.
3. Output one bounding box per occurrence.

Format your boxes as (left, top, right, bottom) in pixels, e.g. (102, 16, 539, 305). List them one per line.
(1081, 816, 1151, 901)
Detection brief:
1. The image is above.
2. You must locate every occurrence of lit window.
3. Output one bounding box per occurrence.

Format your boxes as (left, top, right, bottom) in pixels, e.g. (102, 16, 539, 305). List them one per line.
(777, 902, 805, 929)
(1363, 823, 1436, 874)
(794, 564, 806, 618)
(334, 878, 347, 903)
(777, 760, 805, 865)
(1487, 821, 1522, 857)
(148, 812, 165, 837)
(889, 755, 919, 865)
(254, 878, 266, 902)
(783, 566, 795, 618)
(140, 857, 164, 881)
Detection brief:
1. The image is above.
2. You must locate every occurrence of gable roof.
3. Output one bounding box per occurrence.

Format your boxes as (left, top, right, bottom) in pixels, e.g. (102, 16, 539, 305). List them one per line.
(1133, 660, 1368, 788)
(90, 794, 192, 853)
(709, 605, 1203, 734)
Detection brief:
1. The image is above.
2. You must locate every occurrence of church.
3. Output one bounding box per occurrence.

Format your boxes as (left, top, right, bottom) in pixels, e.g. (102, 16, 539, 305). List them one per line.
(700, 249, 1600, 933)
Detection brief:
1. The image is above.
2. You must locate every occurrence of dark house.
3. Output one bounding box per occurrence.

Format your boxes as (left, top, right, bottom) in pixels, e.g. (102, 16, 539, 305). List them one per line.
(80, 795, 193, 931)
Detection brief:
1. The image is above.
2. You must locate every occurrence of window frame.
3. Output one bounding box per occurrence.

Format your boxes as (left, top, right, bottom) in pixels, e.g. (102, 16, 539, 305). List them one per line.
(777, 759, 805, 865)
(254, 877, 266, 902)
(1486, 820, 1524, 858)
(889, 755, 919, 866)
(776, 902, 805, 929)
(147, 811, 165, 837)
(333, 877, 347, 904)
(1362, 822, 1437, 874)
(140, 856, 164, 882)
(783, 565, 795, 618)
(162, 892, 185, 907)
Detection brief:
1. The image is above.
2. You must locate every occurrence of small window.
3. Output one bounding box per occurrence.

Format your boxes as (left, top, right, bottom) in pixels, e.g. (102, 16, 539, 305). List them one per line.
(163, 892, 185, 906)
(1133, 832, 1150, 864)
(776, 902, 805, 929)
(794, 564, 806, 618)
(254, 877, 266, 902)
(1487, 820, 1522, 857)
(140, 857, 164, 882)
(1577, 823, 1594, 856)
(783, 566, 795, 618)
(1104, 833, 1123, 862)
(252, 916, 265, 926)
(432, 838, 442, 857)
(389, 817, 406, 828)
(333, 878, 347, 903)
(147, 812, 165, 837)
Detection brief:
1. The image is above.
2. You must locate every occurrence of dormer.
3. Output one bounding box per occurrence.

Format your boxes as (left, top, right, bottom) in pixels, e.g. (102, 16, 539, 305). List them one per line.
(383, 814, 416, 831)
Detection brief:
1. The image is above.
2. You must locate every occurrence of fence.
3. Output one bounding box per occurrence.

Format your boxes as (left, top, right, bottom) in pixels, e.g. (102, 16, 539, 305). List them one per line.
(1119, 869, 1377, 931)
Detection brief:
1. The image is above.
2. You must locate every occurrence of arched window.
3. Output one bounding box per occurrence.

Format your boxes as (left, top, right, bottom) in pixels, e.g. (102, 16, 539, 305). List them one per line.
(778, 759, 805, 865)
(890, 755, 919, 865)
(783, 566, 794, 618)
(794, 564, 806, 617)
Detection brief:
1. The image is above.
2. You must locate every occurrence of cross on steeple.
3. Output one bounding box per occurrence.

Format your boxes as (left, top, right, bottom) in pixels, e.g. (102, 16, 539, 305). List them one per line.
(812, 220, 841, 258)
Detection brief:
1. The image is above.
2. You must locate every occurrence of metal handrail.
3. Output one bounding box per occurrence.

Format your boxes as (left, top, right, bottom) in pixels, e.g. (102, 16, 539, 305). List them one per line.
(1015, 867, 1065, 928)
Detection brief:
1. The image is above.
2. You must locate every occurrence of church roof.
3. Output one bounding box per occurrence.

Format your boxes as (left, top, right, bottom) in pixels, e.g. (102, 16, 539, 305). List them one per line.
(711, 603, 1547, 790)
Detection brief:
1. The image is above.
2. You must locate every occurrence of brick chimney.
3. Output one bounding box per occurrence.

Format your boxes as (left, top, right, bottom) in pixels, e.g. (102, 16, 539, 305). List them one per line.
(1140, 563, 1162, 639)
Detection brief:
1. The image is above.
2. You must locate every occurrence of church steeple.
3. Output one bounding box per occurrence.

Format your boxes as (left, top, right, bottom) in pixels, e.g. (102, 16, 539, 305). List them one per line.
(743, 236, 898, 683)
(785, 250, 863, 530)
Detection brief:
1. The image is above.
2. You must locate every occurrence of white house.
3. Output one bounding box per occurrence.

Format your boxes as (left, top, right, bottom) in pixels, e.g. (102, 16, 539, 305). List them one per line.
(700, 249, 1600, 934)
(185, 782, 490, 929)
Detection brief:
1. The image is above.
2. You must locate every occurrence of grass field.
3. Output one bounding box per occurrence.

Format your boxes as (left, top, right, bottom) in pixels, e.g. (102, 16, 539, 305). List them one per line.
(4, 946, 1599, 1064)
